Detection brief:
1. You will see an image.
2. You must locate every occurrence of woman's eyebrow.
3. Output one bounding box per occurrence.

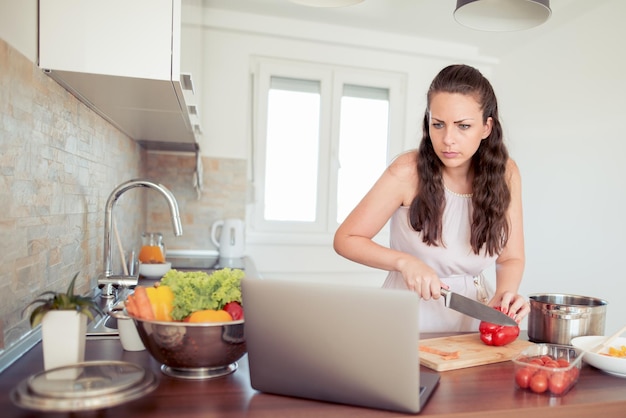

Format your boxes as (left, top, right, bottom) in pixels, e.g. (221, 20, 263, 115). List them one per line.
(430, 116, 475, 123)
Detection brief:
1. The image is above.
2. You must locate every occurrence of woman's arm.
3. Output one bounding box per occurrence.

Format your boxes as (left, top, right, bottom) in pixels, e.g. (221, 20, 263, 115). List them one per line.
(490, 159, 529, 320)
(333, 152, 412, 270)
(333, 151, 444, 299)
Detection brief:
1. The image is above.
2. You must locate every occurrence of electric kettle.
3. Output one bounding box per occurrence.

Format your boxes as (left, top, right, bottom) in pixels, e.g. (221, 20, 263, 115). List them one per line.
(211, 218, 245, 259)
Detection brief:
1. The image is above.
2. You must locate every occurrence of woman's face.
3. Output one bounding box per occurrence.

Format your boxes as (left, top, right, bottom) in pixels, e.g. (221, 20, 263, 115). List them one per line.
(428, 92, 492, 170)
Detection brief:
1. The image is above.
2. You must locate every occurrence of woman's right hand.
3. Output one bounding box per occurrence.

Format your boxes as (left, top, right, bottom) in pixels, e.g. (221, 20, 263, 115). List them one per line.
(397, 256, 445, 300)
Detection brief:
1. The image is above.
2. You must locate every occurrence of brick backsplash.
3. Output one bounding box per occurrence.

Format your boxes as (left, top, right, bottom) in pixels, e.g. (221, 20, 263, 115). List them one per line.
(0, 38, 247, 354)
(144, 153, 247, 251)
(0, 38, 146, 351)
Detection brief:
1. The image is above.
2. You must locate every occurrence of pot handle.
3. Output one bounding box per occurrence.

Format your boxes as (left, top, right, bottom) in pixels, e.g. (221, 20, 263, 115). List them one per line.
(541, 306, 589, 320)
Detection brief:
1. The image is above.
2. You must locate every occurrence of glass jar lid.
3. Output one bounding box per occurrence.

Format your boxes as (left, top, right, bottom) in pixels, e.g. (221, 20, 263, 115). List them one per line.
(11, 361, 158, 412)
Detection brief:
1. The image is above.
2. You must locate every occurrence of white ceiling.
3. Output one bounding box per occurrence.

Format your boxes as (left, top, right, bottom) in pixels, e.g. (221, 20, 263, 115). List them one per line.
(201, 0, 605, 58)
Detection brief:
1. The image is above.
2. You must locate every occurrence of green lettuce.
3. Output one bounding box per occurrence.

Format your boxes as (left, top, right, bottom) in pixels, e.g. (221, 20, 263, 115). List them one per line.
(160, 268, 244, 321)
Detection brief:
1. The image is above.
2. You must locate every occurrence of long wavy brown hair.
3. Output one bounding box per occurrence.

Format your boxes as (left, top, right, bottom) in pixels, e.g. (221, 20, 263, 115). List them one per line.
(409, 64, 510, 256)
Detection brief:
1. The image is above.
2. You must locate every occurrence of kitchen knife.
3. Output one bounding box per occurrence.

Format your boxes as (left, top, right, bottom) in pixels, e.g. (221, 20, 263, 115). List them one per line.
(440, 288, 518, 327)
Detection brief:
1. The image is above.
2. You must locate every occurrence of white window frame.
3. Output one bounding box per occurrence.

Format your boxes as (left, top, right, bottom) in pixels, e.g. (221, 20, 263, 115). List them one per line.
(249, 56, 407, 244)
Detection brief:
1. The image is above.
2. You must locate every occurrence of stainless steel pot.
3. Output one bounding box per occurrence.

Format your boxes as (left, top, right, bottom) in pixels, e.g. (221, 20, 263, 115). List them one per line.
(528, 294, 607, 345)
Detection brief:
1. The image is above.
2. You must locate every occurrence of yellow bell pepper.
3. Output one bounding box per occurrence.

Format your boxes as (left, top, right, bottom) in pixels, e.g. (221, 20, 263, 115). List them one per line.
(145, 285, 174, 321)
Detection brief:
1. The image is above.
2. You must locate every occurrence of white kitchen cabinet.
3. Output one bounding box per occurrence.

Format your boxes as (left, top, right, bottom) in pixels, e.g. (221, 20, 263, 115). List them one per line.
(39, 0, 198, 151)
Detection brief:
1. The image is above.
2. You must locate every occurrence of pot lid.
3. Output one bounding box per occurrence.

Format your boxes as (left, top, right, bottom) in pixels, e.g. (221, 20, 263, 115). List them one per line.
(11, 361, 158, 412)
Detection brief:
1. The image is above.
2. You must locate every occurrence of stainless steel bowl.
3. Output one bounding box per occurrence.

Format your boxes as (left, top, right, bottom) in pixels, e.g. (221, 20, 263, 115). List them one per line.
(128, 314, 246, 380)
(528, 293, 607, 345)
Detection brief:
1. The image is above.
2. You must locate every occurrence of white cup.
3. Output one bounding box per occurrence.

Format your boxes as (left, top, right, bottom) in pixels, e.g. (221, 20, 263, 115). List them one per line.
(118, 318, 145, 351)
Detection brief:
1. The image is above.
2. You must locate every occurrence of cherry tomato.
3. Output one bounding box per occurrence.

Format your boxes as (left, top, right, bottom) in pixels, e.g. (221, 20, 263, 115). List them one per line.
(515, 367, 535, 389)
(544, 360, 560, 369)
(530, 372, 549, 393)
(548, 372, 568, 395)
(557, 358, 570, 368)
(517, 354, 579, 395)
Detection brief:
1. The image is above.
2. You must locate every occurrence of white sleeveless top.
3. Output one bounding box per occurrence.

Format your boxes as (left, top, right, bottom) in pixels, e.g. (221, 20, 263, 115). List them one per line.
(382, 188, 497, 332)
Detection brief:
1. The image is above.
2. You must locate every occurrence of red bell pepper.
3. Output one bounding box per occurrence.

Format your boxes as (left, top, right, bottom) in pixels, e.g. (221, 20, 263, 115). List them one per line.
(479, 307, 520, 346)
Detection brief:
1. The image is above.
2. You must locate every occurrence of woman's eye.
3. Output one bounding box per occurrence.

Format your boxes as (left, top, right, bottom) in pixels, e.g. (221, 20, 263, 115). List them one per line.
(458, 124, 470, 130)
(432, 122, 443, 129)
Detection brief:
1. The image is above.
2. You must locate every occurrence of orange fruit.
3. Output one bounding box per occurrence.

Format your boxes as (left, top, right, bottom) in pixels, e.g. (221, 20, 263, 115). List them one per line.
(186, 309, 233, 323)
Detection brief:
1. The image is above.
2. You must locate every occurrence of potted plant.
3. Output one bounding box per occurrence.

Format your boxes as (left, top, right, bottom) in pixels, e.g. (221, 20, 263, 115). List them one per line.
(25, 272, 103, 372)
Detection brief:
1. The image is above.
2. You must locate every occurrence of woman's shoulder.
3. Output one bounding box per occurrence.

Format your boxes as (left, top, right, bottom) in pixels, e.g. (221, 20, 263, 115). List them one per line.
(388, 150, 418, 180)
(505, 158, 521, 181)
(387, 150, 418, 206)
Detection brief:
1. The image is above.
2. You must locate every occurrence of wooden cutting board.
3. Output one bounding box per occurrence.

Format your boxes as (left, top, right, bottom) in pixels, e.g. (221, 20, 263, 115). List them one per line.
(419, 333, 534, 371)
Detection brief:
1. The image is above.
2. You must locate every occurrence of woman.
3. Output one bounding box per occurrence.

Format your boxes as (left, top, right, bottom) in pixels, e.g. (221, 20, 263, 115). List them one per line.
(333, 64, 529, 332)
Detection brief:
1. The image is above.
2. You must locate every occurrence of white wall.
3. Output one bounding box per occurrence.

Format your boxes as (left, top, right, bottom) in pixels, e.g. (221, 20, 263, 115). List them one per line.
(493, 0, 626, 335)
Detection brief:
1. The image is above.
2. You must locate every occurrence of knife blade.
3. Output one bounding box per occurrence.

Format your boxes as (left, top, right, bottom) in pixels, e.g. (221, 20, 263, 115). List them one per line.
(440, 288, 518, 327)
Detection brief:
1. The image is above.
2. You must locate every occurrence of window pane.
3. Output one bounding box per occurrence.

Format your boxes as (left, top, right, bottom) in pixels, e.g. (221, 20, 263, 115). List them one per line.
(264, 77, 321, 222)
(337, 85, 389, 223)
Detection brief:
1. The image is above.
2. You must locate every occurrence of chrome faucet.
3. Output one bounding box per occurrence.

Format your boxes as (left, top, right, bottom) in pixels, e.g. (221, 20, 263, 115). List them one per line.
(99, 179, 183, 297)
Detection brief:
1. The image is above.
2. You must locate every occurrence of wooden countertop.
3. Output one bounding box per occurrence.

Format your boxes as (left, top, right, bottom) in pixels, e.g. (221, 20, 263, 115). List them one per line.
(1, 335, 626, 417)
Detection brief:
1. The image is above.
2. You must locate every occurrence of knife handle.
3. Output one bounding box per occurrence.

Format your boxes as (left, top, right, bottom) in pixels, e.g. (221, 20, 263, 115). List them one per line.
(440, 288, 451, 307)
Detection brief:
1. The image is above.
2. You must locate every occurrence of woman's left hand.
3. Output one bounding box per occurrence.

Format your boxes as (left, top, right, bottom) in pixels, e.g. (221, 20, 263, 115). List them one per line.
(490, 292, 530, 323)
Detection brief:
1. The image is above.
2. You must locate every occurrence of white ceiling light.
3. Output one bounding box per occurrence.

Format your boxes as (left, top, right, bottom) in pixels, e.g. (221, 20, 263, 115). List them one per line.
(290, 0, 364, 7)
(454, 0, 551, 32)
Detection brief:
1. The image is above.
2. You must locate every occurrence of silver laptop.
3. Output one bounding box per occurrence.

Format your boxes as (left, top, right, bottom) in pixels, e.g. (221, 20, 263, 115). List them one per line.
(241, 278, 439, 414)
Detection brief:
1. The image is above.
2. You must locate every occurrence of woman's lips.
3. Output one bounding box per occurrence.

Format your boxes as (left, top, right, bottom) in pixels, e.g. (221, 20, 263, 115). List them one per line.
(442, 151, 458, 158)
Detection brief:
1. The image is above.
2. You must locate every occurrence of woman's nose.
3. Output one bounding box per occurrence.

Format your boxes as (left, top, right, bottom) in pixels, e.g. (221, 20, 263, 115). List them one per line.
(442, 128, 455, 145)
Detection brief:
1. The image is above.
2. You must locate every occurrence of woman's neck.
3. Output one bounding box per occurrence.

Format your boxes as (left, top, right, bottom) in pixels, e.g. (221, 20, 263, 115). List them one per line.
(442, 169, 473, 195)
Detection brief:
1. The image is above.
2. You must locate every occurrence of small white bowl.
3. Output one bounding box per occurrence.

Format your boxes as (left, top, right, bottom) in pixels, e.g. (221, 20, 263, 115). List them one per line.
(571, 336, 626, 378)
(118, 317, 145, 351)
(138, 262, 171, 280)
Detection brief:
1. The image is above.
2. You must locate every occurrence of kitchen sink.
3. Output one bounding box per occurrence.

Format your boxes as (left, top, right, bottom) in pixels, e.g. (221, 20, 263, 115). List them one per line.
(86, 312, 119, 339)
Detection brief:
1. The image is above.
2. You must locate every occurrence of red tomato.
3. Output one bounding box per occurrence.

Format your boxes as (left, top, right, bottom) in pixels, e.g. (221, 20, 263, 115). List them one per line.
(544, 360, 560, 369)
(530, 372, 549, 393)
(223, 301, 244, 320)
(548, 372, 568, 395)
(568, 366, 580, 381)
(557, 358, 570, 368)
(515, 367, 535, 389)
(518, 354, 578, 395)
